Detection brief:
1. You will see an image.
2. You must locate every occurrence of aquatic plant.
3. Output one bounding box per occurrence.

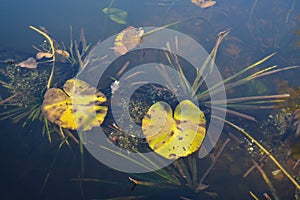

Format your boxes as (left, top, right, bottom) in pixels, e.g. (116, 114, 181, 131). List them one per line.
(92, 28, 300, 199)
(0, 26, 94, 145)
(41, 79, 108, 131)
(0, 13, 299, 199)
(142, 100, 206, 159)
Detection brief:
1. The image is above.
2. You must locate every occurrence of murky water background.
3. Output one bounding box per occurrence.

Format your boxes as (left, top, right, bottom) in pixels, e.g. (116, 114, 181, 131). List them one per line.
(0, 0, 299, 199)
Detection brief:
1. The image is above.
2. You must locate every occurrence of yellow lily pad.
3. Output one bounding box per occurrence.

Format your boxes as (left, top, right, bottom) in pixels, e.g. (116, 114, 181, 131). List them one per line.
(42, 79, 108, 131)
(142, 100, 206, 159)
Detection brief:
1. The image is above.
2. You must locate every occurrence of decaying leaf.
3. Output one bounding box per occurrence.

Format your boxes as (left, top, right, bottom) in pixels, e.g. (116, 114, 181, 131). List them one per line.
(191, 0, 205, 6)
(200, 0, 216, 8)
(16, 57, 38, 69)
(42, 79, 108, 131)
(36, 52, 53, 59)
(113, 26, 144, 55)
(55, 49, 70, 62)
(191, 0, 216, 8)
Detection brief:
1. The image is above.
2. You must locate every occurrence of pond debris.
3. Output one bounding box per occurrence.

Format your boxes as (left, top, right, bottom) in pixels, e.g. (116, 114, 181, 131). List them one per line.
(292, 109, 300, 138)
(263, 193, 273, 200)
(191, 0, 216, 8)
(113, 26, 144, 55)
(113, 17, 200, 55)
(110, 80, 120, 95)
(36, 52, 53, 59)
(128, 176, 180, 190)
(219, 116, 300, 190)
(252, 159, 280, 200)
(55, 49, 70, 62)
(16, 57, 38, 69)
(196, 138, 230, 192)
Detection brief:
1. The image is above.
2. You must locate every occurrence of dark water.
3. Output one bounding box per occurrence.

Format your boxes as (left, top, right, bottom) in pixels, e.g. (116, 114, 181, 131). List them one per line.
(0, 0, 300, 199)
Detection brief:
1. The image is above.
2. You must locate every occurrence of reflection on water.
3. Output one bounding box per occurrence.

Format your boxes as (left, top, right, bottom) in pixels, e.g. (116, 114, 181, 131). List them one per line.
(0, 0, 300, 199)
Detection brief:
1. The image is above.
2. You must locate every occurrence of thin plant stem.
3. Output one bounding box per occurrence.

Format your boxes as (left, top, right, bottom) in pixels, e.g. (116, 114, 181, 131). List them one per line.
(252, 159, 280, 200)
(286, 0, 296, 24)
(248, 0, 258, 24)
(198, 53, 275, 99)
(196, 138, 231, 192)
(243, 155, 267, 178)
(249, 191, 259, 200)
(0, 93, 18, 105)
(174, 159, 193, 189)
(207, 94, 290, 105)
(142, 17, 202, 38)
(128, 177, 180, 189)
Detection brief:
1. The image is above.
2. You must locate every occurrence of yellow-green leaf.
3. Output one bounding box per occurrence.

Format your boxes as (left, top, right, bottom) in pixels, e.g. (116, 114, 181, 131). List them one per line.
(42, 79, 107, 131)
(142, 100, 206, 159)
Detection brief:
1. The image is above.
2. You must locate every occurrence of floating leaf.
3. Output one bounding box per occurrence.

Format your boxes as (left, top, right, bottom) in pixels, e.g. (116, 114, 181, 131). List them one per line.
(142, 100, 206, 159)
(113, 26, 144, 55)
(102, 7, 128, 24)
(16, 57, 38, 69)
(112, 18, 193, 55)
(42, 79, 107, 131)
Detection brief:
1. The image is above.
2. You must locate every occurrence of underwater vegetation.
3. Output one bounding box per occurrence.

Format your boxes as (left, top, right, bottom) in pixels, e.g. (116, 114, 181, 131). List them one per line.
(1, 1, 300, 199)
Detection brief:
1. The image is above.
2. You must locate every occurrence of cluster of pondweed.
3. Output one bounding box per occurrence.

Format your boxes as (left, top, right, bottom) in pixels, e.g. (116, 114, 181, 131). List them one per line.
(107, 128, 145, 152)
(105, 84, 179, 152)
(0, 64, 49, 106)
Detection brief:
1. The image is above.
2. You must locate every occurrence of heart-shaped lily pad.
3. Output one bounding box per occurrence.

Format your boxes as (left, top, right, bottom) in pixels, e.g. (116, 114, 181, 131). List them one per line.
(142, 100, 206, 159)
(42, 79, 108, 131)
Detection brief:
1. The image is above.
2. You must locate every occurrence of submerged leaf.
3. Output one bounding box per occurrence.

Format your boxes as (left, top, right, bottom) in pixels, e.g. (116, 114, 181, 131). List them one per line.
(142, 100, 206, 159)
(42, 79, 107, 131)
(109, 14, 127, 24)
(102, 7, 128, 24)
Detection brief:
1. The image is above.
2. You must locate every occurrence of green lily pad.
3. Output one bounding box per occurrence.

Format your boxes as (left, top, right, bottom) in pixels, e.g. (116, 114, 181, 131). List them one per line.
(102, 7, 127, 24)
